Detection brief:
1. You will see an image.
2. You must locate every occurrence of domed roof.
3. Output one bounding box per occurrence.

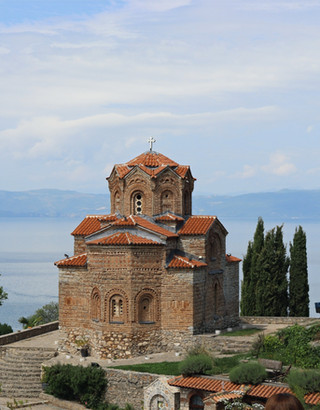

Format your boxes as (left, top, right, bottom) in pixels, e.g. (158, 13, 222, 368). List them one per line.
(126, 151, 178, 168)
(108, 150, 194, 180)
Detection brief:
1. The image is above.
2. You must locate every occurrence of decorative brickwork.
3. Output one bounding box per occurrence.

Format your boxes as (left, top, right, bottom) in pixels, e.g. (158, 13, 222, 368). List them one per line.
(56, 149, 240, 358)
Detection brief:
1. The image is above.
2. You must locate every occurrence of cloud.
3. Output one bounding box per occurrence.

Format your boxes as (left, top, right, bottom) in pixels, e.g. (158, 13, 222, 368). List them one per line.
(232, 165, 256, 179)
(262, 152, 296, 176)
(307, 125, 313, 133)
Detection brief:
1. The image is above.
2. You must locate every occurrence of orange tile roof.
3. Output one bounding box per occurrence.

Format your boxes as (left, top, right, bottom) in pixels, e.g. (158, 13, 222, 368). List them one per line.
(207, 392, 244, 403)
(168, 376, 240, 392)
(226, 254, 242, 263)
(178, 216, 216, 235)
(132, 215, 178, 238)
(71, 215, 118, 236)
(155, 213, 185, 222)
(87, 232, 161, 246)
(168, 376, 320, 405)
(55, 253, 87, 267)
(167, 255, 207, 269)
(175, 165, 189, 178)
(111, 215, 136, 226)
(127, 152, 179, 167)
(116, 165, 131, 178)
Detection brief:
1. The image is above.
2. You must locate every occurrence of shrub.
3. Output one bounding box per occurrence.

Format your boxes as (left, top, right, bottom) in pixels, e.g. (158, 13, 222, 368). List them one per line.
(179, 353, 213, 376)
(288, 369, 320, 394)
(0, 323, 13, 335)
(229, 362, 267, 384)
(43, 364, 107, 409)
(263, 335, 285, 352)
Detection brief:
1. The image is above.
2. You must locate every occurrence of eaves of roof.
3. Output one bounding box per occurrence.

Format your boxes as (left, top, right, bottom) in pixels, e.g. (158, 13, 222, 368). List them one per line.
(87, 232, 161, 246)
(55, 253, 87, 267)
(167, 254, 207, 269)
(178, 216, 216, 235)
(71, 214, 118, 236)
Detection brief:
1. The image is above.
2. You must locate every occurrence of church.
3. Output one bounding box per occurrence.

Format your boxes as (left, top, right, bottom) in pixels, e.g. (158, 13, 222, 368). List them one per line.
(55, 141, 240, 359)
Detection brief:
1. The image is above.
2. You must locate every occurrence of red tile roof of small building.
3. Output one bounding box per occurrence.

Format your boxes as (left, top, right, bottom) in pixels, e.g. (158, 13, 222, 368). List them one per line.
(178, 216, 216, 235)
(155, 213, 185, 222)
(71, 215, 118, 236)
(168, 376, 320, 405)
(167, 255, 207, 269)
(55, 253, 87, 267)
(207, 392, 244, 403)
(87, 232, 161, 246)
(226, 254, 242, 263)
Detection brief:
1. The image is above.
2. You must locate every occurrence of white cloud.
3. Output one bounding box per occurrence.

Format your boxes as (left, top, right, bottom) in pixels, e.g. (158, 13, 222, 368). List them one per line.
(262, 152, 296, 176)
(307, 125, 313, 133)
(232, 165, 256, 179)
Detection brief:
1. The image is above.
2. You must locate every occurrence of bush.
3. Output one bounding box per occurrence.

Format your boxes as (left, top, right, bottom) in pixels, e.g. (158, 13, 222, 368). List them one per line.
(288, 369, 320, 394)
(0, 323, 13, 335)
(229, 362, 267, 384)
(179, 353, 213, 376)
(43, 364, 107, 409)
(263, 335, 285, 352)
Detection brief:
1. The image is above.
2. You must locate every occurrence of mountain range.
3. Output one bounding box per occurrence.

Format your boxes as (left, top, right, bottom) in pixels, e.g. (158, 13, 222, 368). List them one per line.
(0, 188, 319, 220)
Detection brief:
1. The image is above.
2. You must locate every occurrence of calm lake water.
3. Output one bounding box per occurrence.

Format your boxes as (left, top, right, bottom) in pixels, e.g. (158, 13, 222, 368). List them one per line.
(0, 217, 319, 331)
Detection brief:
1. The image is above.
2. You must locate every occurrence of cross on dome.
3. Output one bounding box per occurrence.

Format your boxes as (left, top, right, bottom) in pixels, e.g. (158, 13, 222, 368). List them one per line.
(147, 137, 156, 151)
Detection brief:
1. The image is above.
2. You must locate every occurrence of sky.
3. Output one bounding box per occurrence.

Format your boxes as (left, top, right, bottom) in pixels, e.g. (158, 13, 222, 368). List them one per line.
(1, 0, 320, 195)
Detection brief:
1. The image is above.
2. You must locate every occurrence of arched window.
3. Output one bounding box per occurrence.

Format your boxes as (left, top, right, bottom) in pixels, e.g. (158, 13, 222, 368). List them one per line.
(138, 294, 155, 323)
(160, 190, 173, 213)
(189, 395, 204, 410)
(150, 394, 167, 409)
(132, 192, 143, 215)
(209, 232, 222, 268)
(110, 295, 124, 323)
(91, 288, 101, 321)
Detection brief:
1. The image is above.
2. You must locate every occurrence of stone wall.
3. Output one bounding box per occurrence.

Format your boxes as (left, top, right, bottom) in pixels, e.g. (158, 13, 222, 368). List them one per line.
(0, 321, 59, 346)
(105, 368, 159, 408)
(241, 316, 320, 325)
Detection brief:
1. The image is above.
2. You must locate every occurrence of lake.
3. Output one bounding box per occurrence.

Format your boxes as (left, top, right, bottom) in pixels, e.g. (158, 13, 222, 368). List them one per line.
(0, 217, 319, 331)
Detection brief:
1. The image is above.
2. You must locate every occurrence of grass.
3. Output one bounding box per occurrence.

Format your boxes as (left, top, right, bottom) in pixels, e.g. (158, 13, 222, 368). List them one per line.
(221, 328, 262, 337)
(112, 354, 248, 376)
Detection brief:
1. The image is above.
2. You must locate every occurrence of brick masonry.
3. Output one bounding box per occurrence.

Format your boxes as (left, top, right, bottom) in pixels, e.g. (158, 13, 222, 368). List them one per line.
(57, 151, 240, 359)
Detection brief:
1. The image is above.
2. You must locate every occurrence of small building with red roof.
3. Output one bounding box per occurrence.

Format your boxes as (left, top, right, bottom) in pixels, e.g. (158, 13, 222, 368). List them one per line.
(55, 144, 241, 359)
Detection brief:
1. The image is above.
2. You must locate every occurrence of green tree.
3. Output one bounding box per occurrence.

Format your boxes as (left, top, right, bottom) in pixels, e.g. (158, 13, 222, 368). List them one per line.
(255, 226, 289, 316)
(241, 217, 264, 316)
(0, 274, 8, 306)
(289, 226, 309, 317)
(19, 301, 59, 329)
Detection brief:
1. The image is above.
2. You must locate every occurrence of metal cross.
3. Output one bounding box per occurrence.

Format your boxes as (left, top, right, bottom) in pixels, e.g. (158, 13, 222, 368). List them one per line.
(147, 137, 156, 151)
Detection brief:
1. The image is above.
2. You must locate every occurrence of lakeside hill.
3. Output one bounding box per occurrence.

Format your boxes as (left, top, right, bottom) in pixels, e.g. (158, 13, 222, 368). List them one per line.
(0, 188, 319, 220)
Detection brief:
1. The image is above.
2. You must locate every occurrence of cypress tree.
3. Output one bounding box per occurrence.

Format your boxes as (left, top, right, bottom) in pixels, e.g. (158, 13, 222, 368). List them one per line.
(240, 217, 264, 316)
(254, 226, 289, 316)
(240, 241, 253, 315)
(289, 226, 309, 317)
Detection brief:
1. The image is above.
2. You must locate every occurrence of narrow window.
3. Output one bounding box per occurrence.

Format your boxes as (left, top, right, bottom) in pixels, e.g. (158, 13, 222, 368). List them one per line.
(160, 190, 173, 213)
(110, 295, 125, 323)
(91, 289, 100, 321)
(133, 192, 143, 215)
(214, 283, 218, 315)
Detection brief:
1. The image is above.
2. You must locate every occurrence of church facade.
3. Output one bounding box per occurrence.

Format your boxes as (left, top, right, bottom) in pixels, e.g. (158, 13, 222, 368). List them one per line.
(55, 148, 240, 359)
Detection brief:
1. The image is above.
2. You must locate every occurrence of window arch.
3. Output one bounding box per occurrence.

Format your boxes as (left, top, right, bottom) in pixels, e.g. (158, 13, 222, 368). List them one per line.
(132, 191, 144, 215)
(91, 288, 101, 321)
(160, 190, 173, 213)
(209, 232, 222, 268)
(135, 289, 159, 324)
(109, 294, 125, 323)
(189, 395, 204, 410)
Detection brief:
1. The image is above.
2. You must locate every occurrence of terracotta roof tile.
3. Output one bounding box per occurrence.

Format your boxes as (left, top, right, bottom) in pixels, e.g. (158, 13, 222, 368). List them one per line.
(87, 232, 160, 246)
(178, 216, 216, 235)
(155, 213, 185, 222)
(126, 152, 178, 167)
(175, 165, 189, 178)
(168, 376, 320, 405)
(167, 255, 207, 269)
(206, 392, 244, 403)
(71, 215, 118, 236)
(116, 165, 131, 178)
(132, 215, 178, 238)
(226, 254, 242, 263)
(55, 253, 87, 267)
(168, 376, 240, 392)
(97, 214, 119, 222)
(111, 216, 136, 226)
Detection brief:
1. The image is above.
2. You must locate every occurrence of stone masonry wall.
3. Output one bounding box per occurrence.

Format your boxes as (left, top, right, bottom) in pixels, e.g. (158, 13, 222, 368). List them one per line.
(105, 368, 158, 408)
(241, 316, 320, 325)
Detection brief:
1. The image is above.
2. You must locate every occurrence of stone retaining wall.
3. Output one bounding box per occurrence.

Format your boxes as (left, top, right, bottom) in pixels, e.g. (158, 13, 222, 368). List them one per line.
(105, 368, 159, 408)
(241, 316, 320, 325)
(0, 321, 59, 346)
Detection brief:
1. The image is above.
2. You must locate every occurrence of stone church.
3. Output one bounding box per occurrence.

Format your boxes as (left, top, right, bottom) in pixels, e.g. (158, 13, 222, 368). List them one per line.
(55, 144, 240, 358)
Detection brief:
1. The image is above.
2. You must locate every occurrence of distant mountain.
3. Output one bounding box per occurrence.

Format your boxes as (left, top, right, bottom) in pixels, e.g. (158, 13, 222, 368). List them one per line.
(0, 188, 319, 220)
